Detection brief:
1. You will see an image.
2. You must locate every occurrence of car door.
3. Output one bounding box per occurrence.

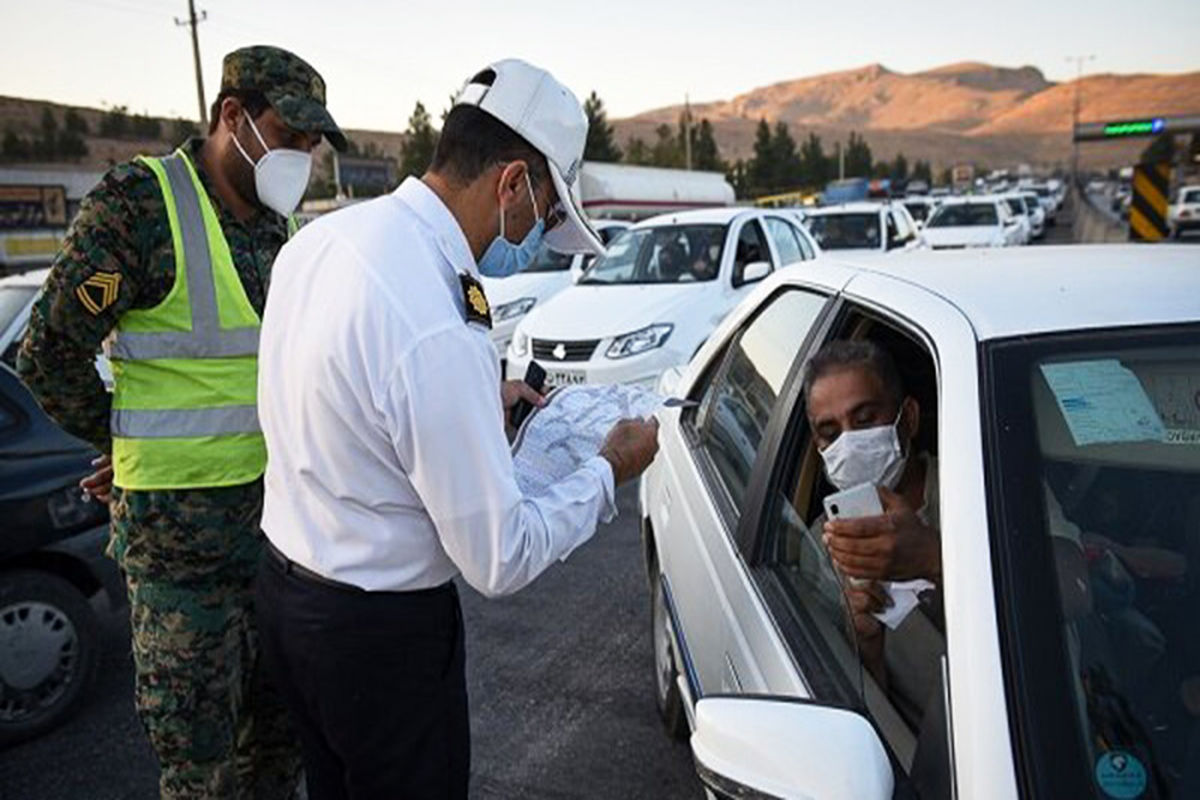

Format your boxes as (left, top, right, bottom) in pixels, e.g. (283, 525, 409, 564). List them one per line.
(654, 286, 833, 700)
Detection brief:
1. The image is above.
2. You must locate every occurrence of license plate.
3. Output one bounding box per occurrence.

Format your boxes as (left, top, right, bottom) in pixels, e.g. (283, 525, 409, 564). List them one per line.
(546, 370, 586, 386)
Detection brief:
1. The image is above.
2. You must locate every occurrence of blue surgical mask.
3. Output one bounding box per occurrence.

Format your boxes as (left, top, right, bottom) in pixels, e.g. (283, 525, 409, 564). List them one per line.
(478, 172, 545, 278)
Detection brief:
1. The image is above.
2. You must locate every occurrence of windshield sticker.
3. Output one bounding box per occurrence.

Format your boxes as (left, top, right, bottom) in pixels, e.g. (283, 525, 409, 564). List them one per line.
(1094, 751, 1147, 798)
(1040, 360, 1166, 446)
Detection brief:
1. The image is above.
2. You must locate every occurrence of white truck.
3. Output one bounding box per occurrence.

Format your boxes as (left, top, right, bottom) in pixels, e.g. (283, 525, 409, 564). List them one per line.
(578, 162, 735, 222)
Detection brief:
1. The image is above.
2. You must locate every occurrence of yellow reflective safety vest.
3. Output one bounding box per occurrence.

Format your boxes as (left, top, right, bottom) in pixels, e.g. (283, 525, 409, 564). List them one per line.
(109, 149, 266, 490)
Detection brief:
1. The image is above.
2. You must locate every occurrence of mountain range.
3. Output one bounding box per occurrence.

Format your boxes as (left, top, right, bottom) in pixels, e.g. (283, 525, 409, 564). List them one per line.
(611, 62, 1200, 170)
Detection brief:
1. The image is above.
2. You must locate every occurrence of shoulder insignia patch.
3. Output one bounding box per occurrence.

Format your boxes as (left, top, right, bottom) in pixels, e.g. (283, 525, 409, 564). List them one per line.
(76, 272, 121, 315)
(460, 273, 492, 330)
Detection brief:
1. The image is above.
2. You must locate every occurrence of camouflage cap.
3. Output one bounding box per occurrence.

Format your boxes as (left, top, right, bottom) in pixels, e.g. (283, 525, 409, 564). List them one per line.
(221, 45, 347, 152)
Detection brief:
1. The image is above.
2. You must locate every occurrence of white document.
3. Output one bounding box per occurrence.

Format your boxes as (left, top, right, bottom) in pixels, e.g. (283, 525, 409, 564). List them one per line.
(1040, 359, 1166, 446)
(511, 385, 664, 496)
(875, 579, 936, 630)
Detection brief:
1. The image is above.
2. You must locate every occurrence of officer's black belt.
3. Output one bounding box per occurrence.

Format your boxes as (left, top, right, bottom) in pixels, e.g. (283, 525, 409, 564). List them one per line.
(263, 538, 455, 598)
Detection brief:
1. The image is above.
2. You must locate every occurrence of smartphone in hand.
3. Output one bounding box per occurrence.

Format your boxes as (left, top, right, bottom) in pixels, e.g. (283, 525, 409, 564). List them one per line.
(510, 361, 547, 429)
(823, 482, 883, 521)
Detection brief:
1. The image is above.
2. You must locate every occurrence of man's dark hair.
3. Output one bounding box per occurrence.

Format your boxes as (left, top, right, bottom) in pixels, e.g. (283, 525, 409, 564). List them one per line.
(208, 88, 271, 134)
(430, 88, 550, 190)
(802, 339, 904, 408)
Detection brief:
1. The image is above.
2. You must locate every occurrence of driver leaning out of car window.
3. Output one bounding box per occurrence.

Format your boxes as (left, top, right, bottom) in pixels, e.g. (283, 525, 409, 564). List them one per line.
(803, 340, 941, 687)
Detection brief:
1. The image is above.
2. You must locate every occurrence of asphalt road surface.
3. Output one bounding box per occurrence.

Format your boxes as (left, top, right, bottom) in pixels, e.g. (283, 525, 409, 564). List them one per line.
(0, 485, 702, 799)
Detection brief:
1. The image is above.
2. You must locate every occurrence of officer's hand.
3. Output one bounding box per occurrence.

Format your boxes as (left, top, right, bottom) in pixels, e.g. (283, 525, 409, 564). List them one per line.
(501, 379, 547, 414)
(599, 417, 660, 485)
(823, 486, 940, 582)
(80, 454, 113, 504)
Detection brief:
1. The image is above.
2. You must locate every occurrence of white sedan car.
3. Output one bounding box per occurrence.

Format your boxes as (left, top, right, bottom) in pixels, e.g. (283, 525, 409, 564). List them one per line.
(482, 220, 630, 365)
(505, 207, 819, 388)
(922, 196, 1023, 249)
(803, 202, 923, 256)
(640, 245, 1200, 799)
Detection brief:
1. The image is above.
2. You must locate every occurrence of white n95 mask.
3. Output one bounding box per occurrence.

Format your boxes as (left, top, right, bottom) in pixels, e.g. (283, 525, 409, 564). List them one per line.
(232, 114, 312, 217)
(819, 408, 907, 492)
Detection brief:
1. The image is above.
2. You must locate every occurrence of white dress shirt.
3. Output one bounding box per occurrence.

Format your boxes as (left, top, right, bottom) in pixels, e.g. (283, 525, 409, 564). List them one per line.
(258, 177, 616, 595)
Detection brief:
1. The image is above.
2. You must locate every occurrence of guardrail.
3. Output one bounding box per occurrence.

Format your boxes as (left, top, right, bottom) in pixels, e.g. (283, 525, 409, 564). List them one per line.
(1071, 185, 1126, 244)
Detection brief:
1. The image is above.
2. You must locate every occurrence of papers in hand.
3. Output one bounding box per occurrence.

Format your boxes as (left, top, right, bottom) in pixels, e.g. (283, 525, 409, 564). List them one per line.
(874, 579, 936, 629)
(511, 385, 665, 497)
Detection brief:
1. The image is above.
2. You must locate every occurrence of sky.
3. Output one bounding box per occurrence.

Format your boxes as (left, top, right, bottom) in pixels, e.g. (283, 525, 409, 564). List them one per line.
(2, 0, 1197, 133)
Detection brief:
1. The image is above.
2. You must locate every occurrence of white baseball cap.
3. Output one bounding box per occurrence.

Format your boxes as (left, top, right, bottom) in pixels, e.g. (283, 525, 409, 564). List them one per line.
(453, 59, 604, 255)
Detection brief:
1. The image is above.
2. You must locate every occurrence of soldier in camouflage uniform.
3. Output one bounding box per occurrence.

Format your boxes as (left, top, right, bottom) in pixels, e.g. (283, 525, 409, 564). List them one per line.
(17, 46, 346, 799)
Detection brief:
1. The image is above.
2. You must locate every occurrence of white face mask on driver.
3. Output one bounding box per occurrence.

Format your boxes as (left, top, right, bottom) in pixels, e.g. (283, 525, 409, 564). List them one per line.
(231, 114, 312, 217)
(819, 407, 908, 492)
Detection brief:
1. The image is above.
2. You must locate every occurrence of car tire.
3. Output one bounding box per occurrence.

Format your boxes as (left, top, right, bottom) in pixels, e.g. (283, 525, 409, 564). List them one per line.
(651, 571, 688, 741)
(0, 569, 100, 747)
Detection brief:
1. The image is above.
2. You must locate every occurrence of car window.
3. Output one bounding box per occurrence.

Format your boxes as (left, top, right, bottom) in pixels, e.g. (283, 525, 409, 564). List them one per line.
(764, 217, 803, 265)
(580, 224, 727, 285)
(885, 211, 900, 247)
(893, 209, 916, 243)
(794, 224, 817, 260)
(732, 220, 772, 285)
(0, 285, 38, 337)
(926, 203, 998, 227)
(522, 242, 575, 273)
(1181, 189, 1200, 204)
(806, 213, 882, 251)
(904, 203, 931, 224)
(753, 315, 951, 797)
(988, 329, 1200, 798)
(691, 290, 828, 517)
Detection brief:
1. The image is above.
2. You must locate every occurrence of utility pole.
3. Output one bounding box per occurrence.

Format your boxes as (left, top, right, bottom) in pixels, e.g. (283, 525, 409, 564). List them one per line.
(837, 141, 845, 180)
(1066, 54, 1095, 188)
(176, 1, 209, 127)
(683, 94, 692, 170)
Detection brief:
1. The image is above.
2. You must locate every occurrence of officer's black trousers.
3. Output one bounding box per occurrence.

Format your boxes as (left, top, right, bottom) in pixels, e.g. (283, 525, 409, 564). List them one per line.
(256, 545, 469, 800)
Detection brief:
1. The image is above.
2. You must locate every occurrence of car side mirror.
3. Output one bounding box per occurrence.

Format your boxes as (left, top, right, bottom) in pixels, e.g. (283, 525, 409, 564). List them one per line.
(659, 365, 685, 396)
(691, 697, 893, 800)
(736, 261, 771, 286)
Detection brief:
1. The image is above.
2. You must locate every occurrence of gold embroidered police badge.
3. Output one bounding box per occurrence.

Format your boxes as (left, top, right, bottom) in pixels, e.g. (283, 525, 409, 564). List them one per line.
(459, 274, 492, 329)
(76, 272, 121, 315)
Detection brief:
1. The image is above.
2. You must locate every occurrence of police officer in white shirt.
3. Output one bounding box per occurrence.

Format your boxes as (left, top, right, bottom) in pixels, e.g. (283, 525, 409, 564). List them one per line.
(253, 59, 660, 799)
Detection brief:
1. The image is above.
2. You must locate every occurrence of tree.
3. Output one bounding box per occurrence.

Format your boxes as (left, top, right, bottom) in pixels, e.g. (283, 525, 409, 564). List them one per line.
(726, 159, 749, 199)
(844, 131, 872, 178)
(938, 166, 954, 186)
(64, 109, 89, 135)
(769, 122, 800, 188)
(692, 119, 723, 171)
(583, 91, 622, 163)
(623, 136, 652, 165)
(890, 153, 909, 182)
(398, 101, 438, 179)
(650, 123, 683, 168)
(747, 119, 774, 193)
(173, 118, 199, 142)
(56, 129, 88, 160)
(2, 128, 31, 162)
(35, 108, 59, 160)
(100, 105, 130, 138)
(798, 133, 829, 188)
(911, 159, 933, 184)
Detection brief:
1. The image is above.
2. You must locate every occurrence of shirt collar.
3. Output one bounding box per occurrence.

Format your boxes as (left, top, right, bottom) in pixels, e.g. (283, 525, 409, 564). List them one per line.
(392, 177, 479, 279)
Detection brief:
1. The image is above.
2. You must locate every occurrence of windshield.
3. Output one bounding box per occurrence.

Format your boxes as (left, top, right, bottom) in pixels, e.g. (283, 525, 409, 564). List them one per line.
(927, 203, 998, 228)
(1023, 194, 1041, 209)
(522, 242, 575, 273)
(904, 203, 931, 223)
(1181, 189, 1200, 205)
(989, 326, 1200, 798)
(1033, 187, 1051, 197)
(580, 224, 726, 285)
(805, 213, 881, 250)
(0, 285, 37, 336)
(1005, 198, 1026, 216)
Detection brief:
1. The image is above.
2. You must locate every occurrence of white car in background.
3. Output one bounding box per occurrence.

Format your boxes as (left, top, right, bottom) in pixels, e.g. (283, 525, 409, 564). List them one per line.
(482, 220, 630, 364)
(1026, 183, 1059, 225)
(998, 193, 1035, 244)
(1019, 191, 1047, 238)
(640, 245, 1200, 799)
(0, 268, 112, 385)
(1169, 184, 1200, 238)
(922, 196, 1023, 249)
(505, 208, 819, 388)
(803, 202, 923, 256)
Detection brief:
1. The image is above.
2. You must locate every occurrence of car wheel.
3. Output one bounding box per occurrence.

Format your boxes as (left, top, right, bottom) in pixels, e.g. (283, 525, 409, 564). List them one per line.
(651, 572, 688, 741)
(0, 569, 100, 746)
